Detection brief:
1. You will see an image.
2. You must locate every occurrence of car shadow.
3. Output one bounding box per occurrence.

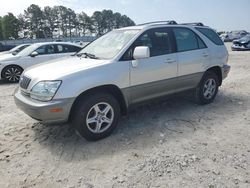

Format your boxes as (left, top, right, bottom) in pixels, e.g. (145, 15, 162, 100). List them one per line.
(32, 89, 248, 162)
(0, 80, 17, 85)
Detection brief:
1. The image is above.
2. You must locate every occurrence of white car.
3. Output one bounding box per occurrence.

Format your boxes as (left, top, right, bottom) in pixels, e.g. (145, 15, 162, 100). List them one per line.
(0, 42, 82, 82)
(0, 44, 30, 56)
(15, 21, 230, 141)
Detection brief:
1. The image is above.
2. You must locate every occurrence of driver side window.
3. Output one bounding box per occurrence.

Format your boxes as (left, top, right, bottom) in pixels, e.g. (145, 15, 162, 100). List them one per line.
(121, 28, 173, 61)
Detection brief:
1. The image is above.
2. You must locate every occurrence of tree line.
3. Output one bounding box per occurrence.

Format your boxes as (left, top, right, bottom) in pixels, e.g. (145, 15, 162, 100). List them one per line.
(0, 4, 136, 40)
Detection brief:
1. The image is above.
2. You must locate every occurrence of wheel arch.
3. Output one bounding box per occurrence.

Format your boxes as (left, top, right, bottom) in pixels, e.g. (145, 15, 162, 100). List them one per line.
(205, 66, 222, 86)
(1, 64, 24, 79)
(69, 84, 128, 121)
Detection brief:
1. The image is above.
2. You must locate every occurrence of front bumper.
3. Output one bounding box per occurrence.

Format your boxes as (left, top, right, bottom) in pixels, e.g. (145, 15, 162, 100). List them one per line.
(222, 64, 230, 80)
(14, 88, 75, 123)
(231, 44, 250, 51)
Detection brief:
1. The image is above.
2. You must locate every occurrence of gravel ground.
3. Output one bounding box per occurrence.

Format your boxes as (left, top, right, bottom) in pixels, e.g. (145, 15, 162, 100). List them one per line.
(0, 43, 250, 188)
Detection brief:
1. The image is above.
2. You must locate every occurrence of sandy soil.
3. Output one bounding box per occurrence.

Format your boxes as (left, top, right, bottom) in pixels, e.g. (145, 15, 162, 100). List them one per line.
(0, 43, 249, 188)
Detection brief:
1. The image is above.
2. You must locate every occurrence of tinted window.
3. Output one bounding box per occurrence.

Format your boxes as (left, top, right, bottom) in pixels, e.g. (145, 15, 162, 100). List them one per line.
(122, 28, 173, 60)
(56, 44, 81, 53)
(173, 28, 199, 52)
(64, 45, 81, 53)
(197, 37, 206, 49)
(196, 27, 224, 45)
(35, 45, 56, 55)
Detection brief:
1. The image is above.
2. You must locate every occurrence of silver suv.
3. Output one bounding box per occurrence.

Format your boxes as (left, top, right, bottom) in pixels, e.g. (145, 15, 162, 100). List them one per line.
(14, 21, 230, 141)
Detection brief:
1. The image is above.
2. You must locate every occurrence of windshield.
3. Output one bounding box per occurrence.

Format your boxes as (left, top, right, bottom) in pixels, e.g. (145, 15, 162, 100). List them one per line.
(10, 44, 30, 55)
(240, 34, 250, 41)
(17, 44, 39, 57)
(78, 29, 140, 59)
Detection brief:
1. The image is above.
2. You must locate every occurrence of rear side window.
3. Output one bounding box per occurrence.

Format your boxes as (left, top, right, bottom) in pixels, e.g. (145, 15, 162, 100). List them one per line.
(64, 45, 82, 53)
(196, 27, 224, 45)
(57, 45, 81, 53)
(173, 28, 199, 52)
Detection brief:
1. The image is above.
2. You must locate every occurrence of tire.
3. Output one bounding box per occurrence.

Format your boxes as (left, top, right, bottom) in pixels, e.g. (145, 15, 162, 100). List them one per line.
(71, 92, 120, 141)
(195, 71, 219, 105)
(2, 65, 23, 83)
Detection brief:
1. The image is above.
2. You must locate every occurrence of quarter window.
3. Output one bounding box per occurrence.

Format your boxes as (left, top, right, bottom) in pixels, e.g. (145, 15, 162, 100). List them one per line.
(196, 27, 224, 45)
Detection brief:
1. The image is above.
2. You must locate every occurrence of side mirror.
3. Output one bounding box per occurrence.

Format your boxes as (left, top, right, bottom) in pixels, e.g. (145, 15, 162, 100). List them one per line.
(30, 51, 38, 57)
(133, 46, 150, 60)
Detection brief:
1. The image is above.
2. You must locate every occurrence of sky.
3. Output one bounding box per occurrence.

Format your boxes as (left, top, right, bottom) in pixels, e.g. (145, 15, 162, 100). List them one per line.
(0, 0, 249, 32)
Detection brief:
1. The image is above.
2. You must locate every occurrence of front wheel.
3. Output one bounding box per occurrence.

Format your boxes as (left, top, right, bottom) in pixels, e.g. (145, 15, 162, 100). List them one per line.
(71, 92, 120, 141)
(195, 71, 219, 105)
(2, 65, 23, 83)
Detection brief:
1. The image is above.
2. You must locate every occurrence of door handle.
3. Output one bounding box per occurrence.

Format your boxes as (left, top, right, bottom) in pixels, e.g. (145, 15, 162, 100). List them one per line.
(164, 59, 176, 64)
(203, 53, 209, 57)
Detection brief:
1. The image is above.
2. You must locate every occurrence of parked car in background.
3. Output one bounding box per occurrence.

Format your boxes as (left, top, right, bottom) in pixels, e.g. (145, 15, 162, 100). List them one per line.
(0, 42, 82, 82)
(73, 41, 89, 47)
(231, 34, 250, 51)
(220, 30, 248, 42)
(14, 21, 230, 141)
(0, 44, 30, 56)
(0, 43, 16, 52)
(220, 33, 231, 42)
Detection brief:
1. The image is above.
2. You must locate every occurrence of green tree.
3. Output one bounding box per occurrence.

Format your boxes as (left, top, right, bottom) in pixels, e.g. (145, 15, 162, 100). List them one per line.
(91, 10, 135, 36)
(77, 12, 93, 36)
(54, 6, 69, 37)
(2, 13, 20, 39)
(91, 11, 104, 36)
(43, 6, 58, 38)
(24, 4, 44, 38)
(0, 17, 3, 40)
(66, 8, 77, 37)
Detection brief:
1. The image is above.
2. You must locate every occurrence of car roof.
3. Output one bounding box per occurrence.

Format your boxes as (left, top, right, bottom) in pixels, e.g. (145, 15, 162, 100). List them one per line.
(34, 42, 81, 47)
(117, 21, 210, 31)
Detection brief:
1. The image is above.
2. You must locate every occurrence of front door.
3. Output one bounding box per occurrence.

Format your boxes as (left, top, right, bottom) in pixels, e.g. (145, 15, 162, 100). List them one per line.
(22, 44, 62, 68)
(129, 27, 178, 104)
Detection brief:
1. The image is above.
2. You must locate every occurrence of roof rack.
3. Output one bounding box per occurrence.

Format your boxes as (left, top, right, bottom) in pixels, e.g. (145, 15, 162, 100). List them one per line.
(181, 22, 204, 26)
(137, 20, 177, 26)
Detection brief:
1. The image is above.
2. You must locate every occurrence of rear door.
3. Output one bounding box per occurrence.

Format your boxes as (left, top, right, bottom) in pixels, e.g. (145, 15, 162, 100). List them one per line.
(173, 27, 210, 89)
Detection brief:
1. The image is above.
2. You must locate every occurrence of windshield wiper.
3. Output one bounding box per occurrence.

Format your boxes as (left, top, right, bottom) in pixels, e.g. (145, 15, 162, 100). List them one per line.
(76, 52, 99, 59)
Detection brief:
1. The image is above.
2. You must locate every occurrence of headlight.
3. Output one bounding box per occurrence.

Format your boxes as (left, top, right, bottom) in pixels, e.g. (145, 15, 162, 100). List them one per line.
(30, 81, 62, 101)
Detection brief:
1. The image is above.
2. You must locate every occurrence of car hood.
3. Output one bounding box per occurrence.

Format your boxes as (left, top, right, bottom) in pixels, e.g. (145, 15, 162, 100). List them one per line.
(23, 56, 111, 81)
(0, 53, 20, 62)
(233, 37, 250, 44)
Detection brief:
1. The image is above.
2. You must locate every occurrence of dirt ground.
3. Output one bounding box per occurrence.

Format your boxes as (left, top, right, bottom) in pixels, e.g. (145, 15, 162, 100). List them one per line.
(0, 43, 249, 188)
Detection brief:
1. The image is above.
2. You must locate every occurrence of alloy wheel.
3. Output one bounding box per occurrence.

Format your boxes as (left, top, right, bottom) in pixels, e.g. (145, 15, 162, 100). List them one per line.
(86, 102, 114, 133)
(203, 78, 216, 99)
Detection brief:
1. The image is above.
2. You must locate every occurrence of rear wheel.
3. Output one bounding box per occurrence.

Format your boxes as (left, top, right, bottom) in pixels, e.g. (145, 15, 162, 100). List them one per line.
(195, 71, 219, 105)
(71, 92, 120, 141)
(2, 65, 23, 83)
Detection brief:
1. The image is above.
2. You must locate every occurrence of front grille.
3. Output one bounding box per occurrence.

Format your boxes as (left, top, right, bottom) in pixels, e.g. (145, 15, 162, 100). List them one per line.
(20, 76, 31, 89)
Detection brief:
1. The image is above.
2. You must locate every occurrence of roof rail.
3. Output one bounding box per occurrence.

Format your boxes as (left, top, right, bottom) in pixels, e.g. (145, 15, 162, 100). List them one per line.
(137, 20, 177, 26)
(181, 22, 204, 26)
